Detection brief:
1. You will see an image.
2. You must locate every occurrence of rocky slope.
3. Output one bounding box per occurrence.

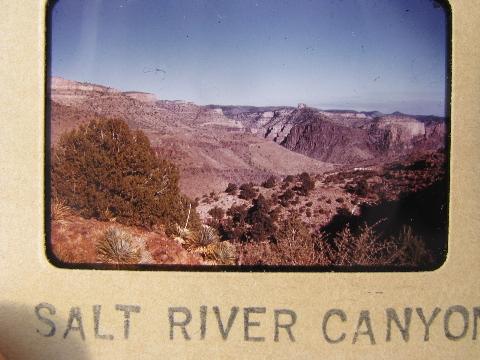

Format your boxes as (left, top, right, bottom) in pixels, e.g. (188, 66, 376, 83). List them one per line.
(49, 78, 333, 197)
(218, 105, 446, 165)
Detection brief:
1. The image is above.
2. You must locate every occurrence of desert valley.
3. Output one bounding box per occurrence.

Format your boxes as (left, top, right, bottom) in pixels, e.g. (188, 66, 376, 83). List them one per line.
(49, 77, 448, 268)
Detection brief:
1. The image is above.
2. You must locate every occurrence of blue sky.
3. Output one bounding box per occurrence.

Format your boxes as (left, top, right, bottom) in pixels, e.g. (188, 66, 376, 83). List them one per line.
(50, 0, 448, 115)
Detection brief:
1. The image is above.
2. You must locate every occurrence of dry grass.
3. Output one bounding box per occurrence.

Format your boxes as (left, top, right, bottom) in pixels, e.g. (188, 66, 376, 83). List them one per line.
(96, 228, 141, 264)
(319, 221, 399, 266)
(51, 200, 74, 226)
(51, 214, 202, 265)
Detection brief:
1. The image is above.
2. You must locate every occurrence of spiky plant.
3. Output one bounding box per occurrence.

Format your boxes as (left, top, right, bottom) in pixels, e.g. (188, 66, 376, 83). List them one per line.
(51, 199, 74, 226)
(212, 241, 237, 265)
(194, 241, 237, 265)
(173, 223, 195, 245)
(197, 225, 219, 246)
(96, 227, 141, 264)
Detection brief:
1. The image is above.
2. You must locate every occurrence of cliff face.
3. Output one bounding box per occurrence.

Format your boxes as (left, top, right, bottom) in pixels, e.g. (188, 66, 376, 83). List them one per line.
(226, 107, 445, 164)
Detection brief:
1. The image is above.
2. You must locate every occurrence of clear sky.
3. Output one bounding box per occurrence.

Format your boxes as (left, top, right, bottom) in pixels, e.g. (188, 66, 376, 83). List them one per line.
(50, 0, 448, 116)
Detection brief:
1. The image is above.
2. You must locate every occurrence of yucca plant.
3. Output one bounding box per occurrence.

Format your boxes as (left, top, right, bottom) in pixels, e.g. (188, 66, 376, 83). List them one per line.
(173, 223, 195, 245)
(212, 241, 237, 265)
(194, 241, 237, 265)
(96, 227, 141, 264)
(197, 225, 219, 246)
(51, 199, 74, 226)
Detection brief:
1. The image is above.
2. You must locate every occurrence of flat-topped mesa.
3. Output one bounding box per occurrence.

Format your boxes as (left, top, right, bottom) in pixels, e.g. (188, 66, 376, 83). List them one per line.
(123, 91, 158, 104)
(373, 115, 426, 140)
(51, 77, 118, 93)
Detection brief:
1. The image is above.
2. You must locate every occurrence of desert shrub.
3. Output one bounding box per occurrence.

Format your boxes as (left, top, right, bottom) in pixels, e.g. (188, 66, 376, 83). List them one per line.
(284, 175, 295, 183)
(225, 183, 238, 194)
(306, 201, 313, 207)
(51, 118, 199, 231)
(239, 183, 256, 200)
(393, 225, 433, 266)
(319, 222, 400, 266)
(346, 179, 369, 196)
(51, 199, 74, 225)
(262, 176, 277, 188)
(196, 225, 220, 247)
(205, 241, 237, 265)
(246, 195, 278, 242)
(96, 227, 141, 264)
(208, 206, 225, 222)
(335, 197, 345, 203)
(279, 189, 295, 205)
(238, 215, 328, 266)
(188, 226, 236, 265)
(297, 172, 315, 195)
(218, 204, 249, 241)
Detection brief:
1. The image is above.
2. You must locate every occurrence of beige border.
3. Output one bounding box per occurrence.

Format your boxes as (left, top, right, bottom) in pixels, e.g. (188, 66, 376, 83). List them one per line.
(0, 1, 479, 359)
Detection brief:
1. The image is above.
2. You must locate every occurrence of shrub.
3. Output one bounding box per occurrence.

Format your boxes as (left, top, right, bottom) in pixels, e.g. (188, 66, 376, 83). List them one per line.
(239, 183, 256, 200)
(346, 179, 368, 196)
(196, 225, 220, 247)
(297, 172, 315, 195)
(280, 189, 295, 204)
(51, 199, 74, 225)
(246, 195, 277, 242)
(51, 118, 199, 231)
(262, 176, 276, 188)
(225, 183, 238, 194)
(195, 241, 237, 265)
(393, 225, 433, 266)
(96, 227, 141, 264)
(208, 206, 225, 222)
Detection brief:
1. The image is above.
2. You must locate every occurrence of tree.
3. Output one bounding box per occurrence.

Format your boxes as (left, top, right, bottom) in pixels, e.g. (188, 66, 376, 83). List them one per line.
(225, 183, 238, 194)
(51, 118, 200, 232)
(239, 182, 256, 200)
(246, 195, 278, 241)
(262, 176, 276, 188)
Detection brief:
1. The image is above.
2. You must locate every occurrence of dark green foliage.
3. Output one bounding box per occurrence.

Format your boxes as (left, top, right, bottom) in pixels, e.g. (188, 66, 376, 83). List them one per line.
(52, 118, 200, 231)
(208, 206, 225, 222)
(262, 176, 276, 188)
(225, 183, 238, 194)
(297, 172, 315, 195)
(246, 195, 278, 242)
(279, 189, 295, 206)
(219, 204, 249, 241)
(346, 179, 369, 196)
(239, 182, 256, 200)
(284, 175, 295, 183)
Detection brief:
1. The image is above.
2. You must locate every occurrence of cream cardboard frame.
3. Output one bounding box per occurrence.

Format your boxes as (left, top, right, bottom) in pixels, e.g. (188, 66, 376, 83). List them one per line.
(0, 1, 479, 359)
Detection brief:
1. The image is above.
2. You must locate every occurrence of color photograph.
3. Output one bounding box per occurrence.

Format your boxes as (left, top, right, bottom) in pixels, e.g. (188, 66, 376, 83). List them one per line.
(48, 0, 449, 269)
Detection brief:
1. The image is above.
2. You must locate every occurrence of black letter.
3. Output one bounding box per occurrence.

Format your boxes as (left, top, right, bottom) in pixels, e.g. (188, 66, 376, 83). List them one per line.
(386, 308, 412, 342)
(200, 306, 207, 340)
(115, 304, 141, 340)
(244, 307, 266, 342)
(35, 303, 56, 337)
(63, 307, 85, 340)
(169, 307, 192, 340)
(322, 309, 347, 344)
(473, 307, 480, 340)
(93, 305, 114, 340)
(352, 310, 375, 345)
(213, 306, 239, 340)
(444, 305, 469, 341)
(274, 309, 296, 342)
(416, 307, 441, 341)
